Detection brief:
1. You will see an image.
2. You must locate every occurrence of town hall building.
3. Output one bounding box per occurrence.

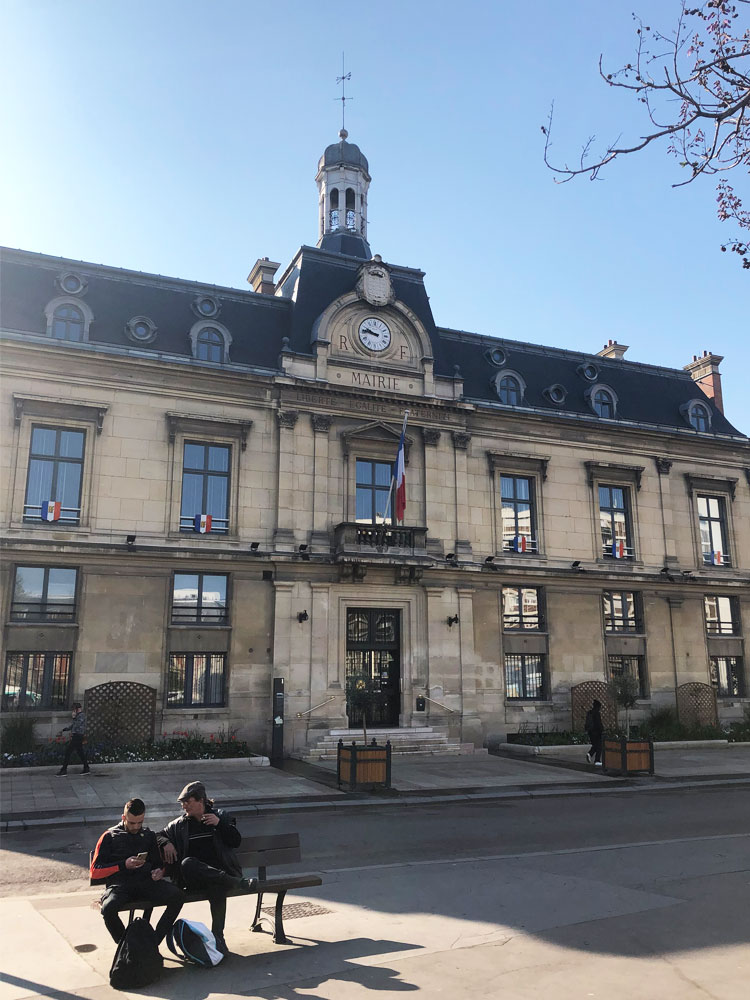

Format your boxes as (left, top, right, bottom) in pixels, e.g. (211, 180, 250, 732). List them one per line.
(1, 129, 749, 756)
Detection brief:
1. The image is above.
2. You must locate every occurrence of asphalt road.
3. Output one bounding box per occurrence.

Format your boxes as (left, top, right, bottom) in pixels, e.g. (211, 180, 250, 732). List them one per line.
(2, 784, 748, 897)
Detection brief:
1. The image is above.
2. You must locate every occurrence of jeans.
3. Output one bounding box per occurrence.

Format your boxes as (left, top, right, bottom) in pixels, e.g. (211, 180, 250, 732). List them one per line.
(60, 734, 88, 772)
(180, 857, 243, 936)
(101, 879, 184, 944)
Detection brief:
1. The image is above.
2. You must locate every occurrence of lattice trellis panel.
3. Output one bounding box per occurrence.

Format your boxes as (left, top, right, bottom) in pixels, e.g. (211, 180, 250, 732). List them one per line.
(677, 682, 717, 728)
(571, 681, 616, 732)
(85, 681, 156, 746)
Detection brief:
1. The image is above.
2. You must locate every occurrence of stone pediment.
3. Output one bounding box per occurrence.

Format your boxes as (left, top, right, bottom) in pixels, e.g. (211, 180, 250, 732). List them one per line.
(340, 420, 412, 462)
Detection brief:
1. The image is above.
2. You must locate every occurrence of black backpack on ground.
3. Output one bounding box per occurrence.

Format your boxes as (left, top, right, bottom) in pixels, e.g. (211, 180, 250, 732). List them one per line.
(109, 917, 163, 990)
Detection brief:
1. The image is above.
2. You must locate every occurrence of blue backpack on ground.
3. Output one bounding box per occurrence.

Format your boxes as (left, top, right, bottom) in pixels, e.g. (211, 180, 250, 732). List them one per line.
(166, 919, 223, 967)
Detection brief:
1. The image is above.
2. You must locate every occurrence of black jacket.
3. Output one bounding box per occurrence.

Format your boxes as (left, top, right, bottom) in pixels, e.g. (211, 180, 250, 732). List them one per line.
(157, 807, 242, 880)
(91, 821, 162, 887)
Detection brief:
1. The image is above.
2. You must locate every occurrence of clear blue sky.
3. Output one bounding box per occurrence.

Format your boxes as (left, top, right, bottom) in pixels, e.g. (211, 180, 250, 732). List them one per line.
(2, 0, 747, 435)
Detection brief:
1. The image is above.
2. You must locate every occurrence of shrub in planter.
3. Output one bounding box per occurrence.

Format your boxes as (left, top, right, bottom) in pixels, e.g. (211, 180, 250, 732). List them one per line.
(1, 714, 37, 755)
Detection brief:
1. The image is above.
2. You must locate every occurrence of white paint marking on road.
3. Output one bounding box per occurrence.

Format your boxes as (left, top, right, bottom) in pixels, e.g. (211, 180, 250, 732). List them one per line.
(321, 831, 750, 875)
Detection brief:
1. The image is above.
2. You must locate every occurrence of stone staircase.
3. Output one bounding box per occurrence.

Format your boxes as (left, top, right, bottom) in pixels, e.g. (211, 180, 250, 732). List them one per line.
(296, 725, 485, 762)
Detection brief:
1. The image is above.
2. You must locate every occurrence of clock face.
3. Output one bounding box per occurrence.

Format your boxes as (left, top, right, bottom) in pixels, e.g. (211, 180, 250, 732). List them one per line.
(358, 317, 391, 352)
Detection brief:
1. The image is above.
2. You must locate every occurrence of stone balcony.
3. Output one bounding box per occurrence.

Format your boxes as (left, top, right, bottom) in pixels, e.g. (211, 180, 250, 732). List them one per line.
(332, 522, 430, 564)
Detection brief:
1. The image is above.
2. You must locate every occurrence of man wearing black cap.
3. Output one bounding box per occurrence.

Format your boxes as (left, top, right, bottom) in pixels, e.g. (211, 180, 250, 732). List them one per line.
(157, 781, 255, 955)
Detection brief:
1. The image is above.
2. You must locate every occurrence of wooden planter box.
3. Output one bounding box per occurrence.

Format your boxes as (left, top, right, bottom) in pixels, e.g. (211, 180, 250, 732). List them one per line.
(603, 737, 654, 776)
(337, 739, 392, 790)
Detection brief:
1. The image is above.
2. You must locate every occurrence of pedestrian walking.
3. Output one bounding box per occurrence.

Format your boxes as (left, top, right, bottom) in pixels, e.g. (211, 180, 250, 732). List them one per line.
(585, 699, 604, 766)
(57, 702, 90, 775)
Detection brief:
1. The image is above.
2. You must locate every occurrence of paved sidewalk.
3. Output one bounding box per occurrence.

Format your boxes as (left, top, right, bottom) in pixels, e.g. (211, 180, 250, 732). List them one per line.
(2, 743, 747, 829)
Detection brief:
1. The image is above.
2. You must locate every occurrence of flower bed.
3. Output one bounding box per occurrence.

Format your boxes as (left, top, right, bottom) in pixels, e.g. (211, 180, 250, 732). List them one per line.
(1, 728, 254, 768)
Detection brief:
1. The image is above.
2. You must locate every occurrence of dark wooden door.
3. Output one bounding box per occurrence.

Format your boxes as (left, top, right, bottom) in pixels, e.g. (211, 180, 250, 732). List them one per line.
(345, 608, 400, 728)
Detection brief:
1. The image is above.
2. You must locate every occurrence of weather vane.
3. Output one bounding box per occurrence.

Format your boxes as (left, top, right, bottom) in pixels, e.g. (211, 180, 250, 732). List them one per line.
(335, 52, 352, 135)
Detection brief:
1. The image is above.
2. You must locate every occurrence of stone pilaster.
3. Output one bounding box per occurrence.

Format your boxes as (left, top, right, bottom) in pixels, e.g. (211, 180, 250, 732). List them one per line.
(311, 414, 332, 550)
(452, 431, 472, 559)
(274, 410, 298, 550)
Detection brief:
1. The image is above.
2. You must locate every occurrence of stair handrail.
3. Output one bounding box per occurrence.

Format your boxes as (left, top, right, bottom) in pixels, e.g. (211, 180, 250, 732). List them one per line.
(421, 695, 456, 714)
(295, 695, 341, 719)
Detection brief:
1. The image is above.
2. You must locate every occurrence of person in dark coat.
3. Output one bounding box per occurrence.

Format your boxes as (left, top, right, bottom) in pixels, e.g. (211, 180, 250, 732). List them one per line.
(91, 797, 183, 946)
(157, 781, 255, 955)
(585, 699, 604, 765)
(57, 702, 90, 775)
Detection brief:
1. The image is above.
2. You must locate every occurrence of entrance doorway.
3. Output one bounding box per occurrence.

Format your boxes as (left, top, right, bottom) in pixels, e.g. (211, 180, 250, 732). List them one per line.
(345, 608, 400, 728)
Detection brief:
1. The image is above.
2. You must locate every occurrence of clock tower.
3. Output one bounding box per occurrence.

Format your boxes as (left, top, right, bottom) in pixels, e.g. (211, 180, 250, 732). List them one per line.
(316, 129, 372, 259)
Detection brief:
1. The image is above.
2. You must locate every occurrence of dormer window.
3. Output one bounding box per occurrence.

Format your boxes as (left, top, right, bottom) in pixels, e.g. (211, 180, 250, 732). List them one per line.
(577, 362, 599, 382)
(544, 383, 567, 406)
(192, 294, 220, 319)
(189, 321, 232, 363)
(197, 328, 224, 362)
(493, 370, 525, 406)
(58, 272, 86, 295)
(44, 297, 93, 343)
(486, 346, 507, 367)
(682, 399, 712, 432)
(587, 385, 617, 419)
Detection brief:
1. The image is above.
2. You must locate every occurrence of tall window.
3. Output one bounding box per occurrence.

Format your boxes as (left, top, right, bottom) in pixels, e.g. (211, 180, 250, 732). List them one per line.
(497, 374, 522, 405)
(345, 188, 355, 229)
(599, 484, 633, 559)
(24, 426, 85, 524)
(167, 652, 226, 707)
(704, 595, 739, 635)
(502, 587, 543, 630)
(172, 574, 228, 624)
(51, 304, 85, 341)
(698, 495, 729, 566)
(505, 654, 545, 700)
(11, 566, 78, 621)
(709, 656, 744, 697)
(3, 652, 71, 710)
(196, 327, 224, 362)
(500, 475, 536, 552)
(355, 459, 393, 524)
(607, 655, 647, 698)
(329, 188, 339, 228)
(603, 591, 641, 632)
(180, 442, 230, 533)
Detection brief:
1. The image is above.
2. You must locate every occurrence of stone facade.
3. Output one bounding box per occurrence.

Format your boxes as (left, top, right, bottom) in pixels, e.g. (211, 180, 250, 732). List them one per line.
(1, 135, 749, 754)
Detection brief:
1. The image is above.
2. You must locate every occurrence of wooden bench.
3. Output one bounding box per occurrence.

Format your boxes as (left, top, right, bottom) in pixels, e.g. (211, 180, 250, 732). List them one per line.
(90, 832, 322, 945)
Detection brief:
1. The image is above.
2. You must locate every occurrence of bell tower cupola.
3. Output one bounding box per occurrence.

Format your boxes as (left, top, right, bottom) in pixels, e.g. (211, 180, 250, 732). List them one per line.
(316, 129, 372, 259)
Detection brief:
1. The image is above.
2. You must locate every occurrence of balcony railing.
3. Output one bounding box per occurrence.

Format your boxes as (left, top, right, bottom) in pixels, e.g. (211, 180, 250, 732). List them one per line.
(23, 504, 80, 525)
(333, 522, 428, 557)
(601, 542, 635, 560)
(179, 515, 229, 534)
(703, 551, 732, 567)
(11, 601, 76, 622)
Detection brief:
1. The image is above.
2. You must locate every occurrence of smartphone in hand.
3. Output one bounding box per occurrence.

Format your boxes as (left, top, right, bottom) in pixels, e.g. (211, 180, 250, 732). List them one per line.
(136, 852, 148, 862)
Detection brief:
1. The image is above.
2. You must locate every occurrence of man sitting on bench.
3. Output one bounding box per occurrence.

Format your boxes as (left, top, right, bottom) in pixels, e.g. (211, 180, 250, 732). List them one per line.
(158, 781, 255, 956)
(91, 797, 184, 948)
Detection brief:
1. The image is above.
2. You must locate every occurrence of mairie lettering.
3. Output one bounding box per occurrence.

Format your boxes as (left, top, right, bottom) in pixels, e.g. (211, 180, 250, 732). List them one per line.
(351, 372, 400, 391)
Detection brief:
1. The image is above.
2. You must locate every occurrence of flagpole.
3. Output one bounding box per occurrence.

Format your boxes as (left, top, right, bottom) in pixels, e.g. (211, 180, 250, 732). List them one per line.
(380, 410, 409, 526)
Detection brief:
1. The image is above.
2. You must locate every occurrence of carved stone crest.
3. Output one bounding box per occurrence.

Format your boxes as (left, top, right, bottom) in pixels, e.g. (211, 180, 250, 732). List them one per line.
(356, 255, 394, 307)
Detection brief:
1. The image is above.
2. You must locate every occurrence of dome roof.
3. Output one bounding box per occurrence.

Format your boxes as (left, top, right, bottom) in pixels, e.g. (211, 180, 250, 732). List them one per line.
(318, 130, 369, 173)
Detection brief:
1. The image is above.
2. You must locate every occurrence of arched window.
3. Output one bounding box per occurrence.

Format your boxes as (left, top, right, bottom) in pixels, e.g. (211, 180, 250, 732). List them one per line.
(329, 189, 339, 229)
(51, 304, 85, 342)
(196, 327, 224, 363)
(498, 374, 522, 405)
(689, 403, 710, 432)
(592, 387, 616, 418)
(346, 188, 356, 229)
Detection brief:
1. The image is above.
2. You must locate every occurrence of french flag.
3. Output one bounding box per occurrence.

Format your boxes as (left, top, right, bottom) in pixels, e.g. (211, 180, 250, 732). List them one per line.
(712, 550, 723, 566)
(611, 539, 625, 559)
(194, 513, 212, 534)
(41, 500, 61, 522)
(512, 534, 527, 553)
(394, 413, 408, 523)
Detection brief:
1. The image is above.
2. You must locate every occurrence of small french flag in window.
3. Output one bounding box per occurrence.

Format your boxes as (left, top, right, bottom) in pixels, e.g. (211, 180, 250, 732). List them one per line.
(712, 550, 723, 566)
(41, 500, 61, 522)
(611, 539, 625, 559)
(513, 535, 527, 553)
(194, 513, 212, 534)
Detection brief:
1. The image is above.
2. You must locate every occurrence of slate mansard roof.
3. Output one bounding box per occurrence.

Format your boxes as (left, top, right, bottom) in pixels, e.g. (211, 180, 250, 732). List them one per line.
(0, 244, 744, 440)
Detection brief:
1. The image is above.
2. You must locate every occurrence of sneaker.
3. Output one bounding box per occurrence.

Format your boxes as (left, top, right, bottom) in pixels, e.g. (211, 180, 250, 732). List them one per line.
(82, 768, 91, 774)
(595, 761, 603, 766)
(239, 876, 258, 894)
(56, 770, 67, 776)
(213, 932, 229, 956)
(585, 752, 593, 764)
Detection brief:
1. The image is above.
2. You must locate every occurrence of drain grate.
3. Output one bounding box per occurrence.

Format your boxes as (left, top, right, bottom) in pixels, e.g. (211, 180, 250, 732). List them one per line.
(260, 901, 332, 920)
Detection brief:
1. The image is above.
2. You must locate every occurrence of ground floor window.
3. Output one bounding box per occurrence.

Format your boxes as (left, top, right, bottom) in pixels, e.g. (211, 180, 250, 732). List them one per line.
(167, 652, 226, 707)
(606, 655, 647, 698)
(2, 651, 71, 710)
(505, 654, 545, 700)
(709, 656, 744, 697)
